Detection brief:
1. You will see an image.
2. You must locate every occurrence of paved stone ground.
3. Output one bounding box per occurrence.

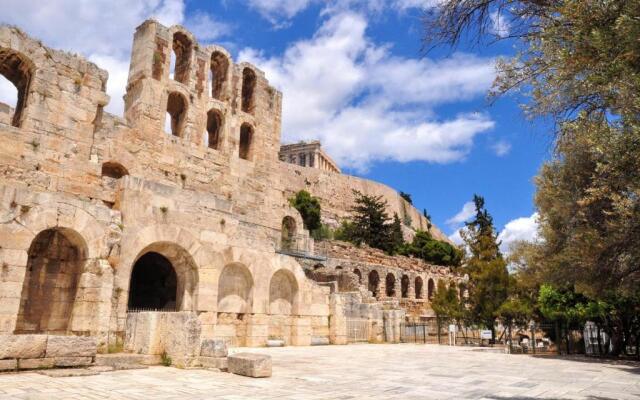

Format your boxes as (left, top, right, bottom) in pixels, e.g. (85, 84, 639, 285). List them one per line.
(0, 344, 638, 399)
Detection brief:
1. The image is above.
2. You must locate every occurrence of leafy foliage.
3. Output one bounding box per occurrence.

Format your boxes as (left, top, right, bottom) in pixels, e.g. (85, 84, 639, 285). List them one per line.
(340, 190, 396, 254)
(431, 280, 465, 324)
(289, 190, 322, 231)
(399, 230, 462, 267)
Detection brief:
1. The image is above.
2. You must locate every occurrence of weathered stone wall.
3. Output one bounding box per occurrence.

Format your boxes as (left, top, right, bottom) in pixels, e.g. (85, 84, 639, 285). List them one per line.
(0, 20, 459, 354)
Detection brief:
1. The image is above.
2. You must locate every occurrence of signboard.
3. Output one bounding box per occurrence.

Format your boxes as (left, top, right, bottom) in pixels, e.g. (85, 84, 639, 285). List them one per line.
(480, 330, 492, 340)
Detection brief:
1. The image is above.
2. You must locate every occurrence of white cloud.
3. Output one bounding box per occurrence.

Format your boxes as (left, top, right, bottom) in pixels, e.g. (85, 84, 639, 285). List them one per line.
(240, 12, 495, 171)
(490, 11, 511, 38)
(248, 0, 315, 22)
(446, 201, 475, 227)
(0, 75, 17, 108)
(448, 227, 465, 245)
(492, 140, 511, 157)
(497, 213, 539, 254)
(185, 12, 233, 42)
(0, 0, 230, 116)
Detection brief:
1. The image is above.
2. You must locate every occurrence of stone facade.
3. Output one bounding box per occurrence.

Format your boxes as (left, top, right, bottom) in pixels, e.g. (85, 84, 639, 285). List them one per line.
(279, 140, 341, 174)
(0, 20, 459, 356)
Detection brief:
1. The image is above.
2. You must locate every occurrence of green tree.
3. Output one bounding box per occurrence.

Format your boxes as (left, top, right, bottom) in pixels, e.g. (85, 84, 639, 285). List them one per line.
(399, 191, 413, 204)
(461, 195, 509, 339)
(390, 213, 405, 254)
(289, 190, 322, 231)
(400, 230, 463, 267)
(431, 280, 465, 324)
(343, 190, 395, 253)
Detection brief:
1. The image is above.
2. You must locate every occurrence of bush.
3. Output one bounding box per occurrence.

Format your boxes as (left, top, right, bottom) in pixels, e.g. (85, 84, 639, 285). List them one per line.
(289, 190, 322, 231)
(400, 230, 462, 267)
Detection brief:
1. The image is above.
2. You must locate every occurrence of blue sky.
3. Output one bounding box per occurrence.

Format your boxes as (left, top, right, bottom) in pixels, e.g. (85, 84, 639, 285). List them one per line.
(0, 0, 546, 249)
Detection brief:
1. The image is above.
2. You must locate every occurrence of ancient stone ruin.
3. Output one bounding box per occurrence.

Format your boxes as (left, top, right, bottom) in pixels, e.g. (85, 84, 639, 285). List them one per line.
(0, 20, 462, 369)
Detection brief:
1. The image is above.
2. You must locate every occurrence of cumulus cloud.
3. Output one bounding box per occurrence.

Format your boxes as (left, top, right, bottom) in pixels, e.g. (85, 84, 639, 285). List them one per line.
(248, 0, 315, 23)
(0, 0, 230, 115)
(497, 213, 539, 254)
(492, 140, 511, 157)
(240, 12, 495, 171)
(448, 227, 465, 246)
(446, 201, 476, 227)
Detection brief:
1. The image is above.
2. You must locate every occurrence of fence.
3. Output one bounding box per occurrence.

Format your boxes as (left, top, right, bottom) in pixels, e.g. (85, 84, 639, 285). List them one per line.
(346, 318, 370, 343)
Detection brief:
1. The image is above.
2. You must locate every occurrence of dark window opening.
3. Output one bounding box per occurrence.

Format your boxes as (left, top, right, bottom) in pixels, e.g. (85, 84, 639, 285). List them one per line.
(415, 277, 423, 299)
(206, 109, 223, 149)
(368, 270, 380, 298)
(171, 32, 192, 84)
(166, 92, 187, 137)
(0, 49, 34, 128)
(210, 51, 228, 100)
(428, 279, 435, 300)
(385, 273, 396, 297)
(401, 275, 409, 298)
(128, 252, 177, 311)
(241, 67, 256, 113)
(101, 162, 129, 179)
(239, 123, 253, 160)
(353, 268, 362, 283)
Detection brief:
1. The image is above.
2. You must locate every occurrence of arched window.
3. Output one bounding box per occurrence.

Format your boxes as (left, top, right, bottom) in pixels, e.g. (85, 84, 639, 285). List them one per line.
(241, 67, 256, 114)
(281, 216, 296, 250)
(0, 49, 33, 127)
(401, 275, 410, 298)
(427, 278, 435, 300)
(171, 32, 192, 84)
(368, 270, 380, 298)
(353, 268, 362, 283)
(415, 277, 424, 299)
(210, 51, 228, 100)
(239, 123, 253, 160)
(385, 273, 396, 297)
(166, 92, 187, 137)
(206, 109, 223, 149)
(101, 161, 128, 179)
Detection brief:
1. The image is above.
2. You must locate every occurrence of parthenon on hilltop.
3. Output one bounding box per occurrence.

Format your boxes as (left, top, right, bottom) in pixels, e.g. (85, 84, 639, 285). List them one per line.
(0, 19, 461, 363)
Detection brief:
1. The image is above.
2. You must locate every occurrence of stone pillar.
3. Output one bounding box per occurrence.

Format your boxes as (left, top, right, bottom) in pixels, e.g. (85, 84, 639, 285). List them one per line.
(329, 294, 347, 345)
(0, 248, 27, 333)
(383, 310, 405, 343)
(290, 316, 312, 346)
(245, 314, 269, 347)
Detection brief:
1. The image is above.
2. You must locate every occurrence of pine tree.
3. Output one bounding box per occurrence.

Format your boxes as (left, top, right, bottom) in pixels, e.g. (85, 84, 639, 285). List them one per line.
(461, 195, 509, 339)
(348, 190, 394, 253)
(390, 213, 404, 254)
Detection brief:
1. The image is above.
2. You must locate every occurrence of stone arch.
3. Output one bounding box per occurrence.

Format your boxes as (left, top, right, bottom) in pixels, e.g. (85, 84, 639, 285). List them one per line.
(127, 242, 198, 311)
(401, 274, 410, 298)
(166, 91, 187, 137)
(335, 266, 343, 271)
(268, 269, 298, 315)
(210, 51, 229, 100)
(353, 268, 362, 283)
(415, 276, 424, 299)
(0, 48, 34, 127)
(206, 108, 223, 149)
(313, 263, 324, 270)
(281, 216, 296, 250)
(217, 263, 253, 314)
(385, 273, 396, 297)
(15, 228, 87, 334)
(428, 278, 435, 300)
(101, 161, 129, 179)
(241, 67, 257, 113)
(239, 123, 253, 160)
(171, 31, 192, 84)
(368, 270, 380, 298)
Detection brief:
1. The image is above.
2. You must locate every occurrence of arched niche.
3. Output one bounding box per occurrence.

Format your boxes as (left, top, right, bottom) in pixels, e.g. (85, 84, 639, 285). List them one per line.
(281, 216, 297, 250)
(415, 277, 424, 299)
(401, 275, 410, 298)
(385, 273, 396, 297)
(427, 278, 435, 300)
(101, 161, 129, 179)
(206, 108, 223, 149)
(217, 263, 253, 314)
(15, 228, 87, 334)
(210, 51, 229, 100)
(241, 67, 256, 113)
(239, 123, 253, 160)
(269, 269, 298, 315)
(368, 270, 380, 298)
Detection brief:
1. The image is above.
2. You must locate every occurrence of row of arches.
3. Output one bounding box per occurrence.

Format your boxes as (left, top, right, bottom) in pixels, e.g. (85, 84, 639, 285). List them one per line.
(164, 94, 254, 160)
(359, 269, 436, 301)
(167, 32, 256, 114)
(14, 226, 299, 335)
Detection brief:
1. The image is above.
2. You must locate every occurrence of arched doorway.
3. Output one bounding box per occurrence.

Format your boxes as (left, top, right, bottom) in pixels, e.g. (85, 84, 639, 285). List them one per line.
(353, 268, 362, 283)
(128, 252, 177, 311)
(368, 270, 380, 298)
(415, 277, 424, 299)
(268, 269, 298, 344)
(15, 228, 86, 334)
(385, 273, 396, 297)
(428, 278, 435, 300)
(127, 242, 198, 312)
(401, 275, 410, 298)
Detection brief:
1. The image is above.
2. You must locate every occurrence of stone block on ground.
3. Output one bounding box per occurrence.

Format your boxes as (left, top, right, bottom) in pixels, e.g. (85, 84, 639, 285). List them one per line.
(227, 353, 271, 378)
(197, 356, 227, 370)
(200, 339, 227, 357)
(18, 358, 55, 370)
(0, 359, 17, 371)
(46, 336, 97, 358)
(54, 357, 93, 367)
(310, 337, 330, 346)
(0, 334, 48, 359)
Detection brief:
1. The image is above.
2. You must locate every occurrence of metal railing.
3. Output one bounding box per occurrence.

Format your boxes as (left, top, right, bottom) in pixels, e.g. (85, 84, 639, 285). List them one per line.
(346, 318, 370, 343)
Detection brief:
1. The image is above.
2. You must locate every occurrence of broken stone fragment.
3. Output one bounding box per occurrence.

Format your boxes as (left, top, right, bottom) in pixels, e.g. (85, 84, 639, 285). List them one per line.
(227, 353, 271, 378)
